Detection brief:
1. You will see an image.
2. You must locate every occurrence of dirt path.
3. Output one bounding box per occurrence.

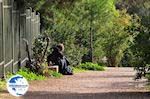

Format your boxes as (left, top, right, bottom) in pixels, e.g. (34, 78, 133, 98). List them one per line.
(0, 67, 150, 99)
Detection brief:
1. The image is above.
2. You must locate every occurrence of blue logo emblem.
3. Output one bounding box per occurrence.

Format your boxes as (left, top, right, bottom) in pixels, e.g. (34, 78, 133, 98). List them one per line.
(7, 75, 29, 97)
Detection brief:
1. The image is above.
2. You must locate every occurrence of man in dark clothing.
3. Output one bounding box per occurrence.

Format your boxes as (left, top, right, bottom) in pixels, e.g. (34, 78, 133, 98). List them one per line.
(47, 44, 73, 75)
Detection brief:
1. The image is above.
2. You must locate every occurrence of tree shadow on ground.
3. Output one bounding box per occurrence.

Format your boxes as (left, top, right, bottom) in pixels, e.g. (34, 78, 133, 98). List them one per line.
(22, 91, 150, 99)
(0, 90, 7, 94)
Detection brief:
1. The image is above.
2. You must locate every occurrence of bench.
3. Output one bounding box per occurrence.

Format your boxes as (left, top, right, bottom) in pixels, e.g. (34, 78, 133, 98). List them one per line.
(48, 65, 59, 72)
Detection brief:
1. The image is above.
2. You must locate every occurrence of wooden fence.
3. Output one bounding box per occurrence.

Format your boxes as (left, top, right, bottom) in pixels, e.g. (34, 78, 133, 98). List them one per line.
(0, 0, 40, 78)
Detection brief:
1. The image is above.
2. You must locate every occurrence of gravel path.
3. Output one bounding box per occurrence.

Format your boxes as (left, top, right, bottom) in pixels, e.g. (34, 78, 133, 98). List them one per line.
(0, 67, 149, 99)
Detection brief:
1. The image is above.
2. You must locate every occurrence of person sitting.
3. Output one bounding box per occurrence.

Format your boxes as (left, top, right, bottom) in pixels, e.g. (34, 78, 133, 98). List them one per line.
(47, 44, 73, 75)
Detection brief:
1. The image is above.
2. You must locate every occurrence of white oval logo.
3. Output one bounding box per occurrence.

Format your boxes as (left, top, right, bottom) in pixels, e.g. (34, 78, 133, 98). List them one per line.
(7, 75, 29, 97)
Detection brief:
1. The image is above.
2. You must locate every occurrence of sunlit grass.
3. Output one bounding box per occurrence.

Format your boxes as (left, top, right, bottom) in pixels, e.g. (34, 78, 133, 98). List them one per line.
(0, 79, 6, 91)
(73, 67, 87, 73)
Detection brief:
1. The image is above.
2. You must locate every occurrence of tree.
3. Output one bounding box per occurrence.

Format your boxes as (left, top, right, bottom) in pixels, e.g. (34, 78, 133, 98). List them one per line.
(116, 0, 150, 28)
(101, 10, 133, 67)
(25, 0, 146, 67)
(116, 0, 150, 67)
(46, 0, 117, 65)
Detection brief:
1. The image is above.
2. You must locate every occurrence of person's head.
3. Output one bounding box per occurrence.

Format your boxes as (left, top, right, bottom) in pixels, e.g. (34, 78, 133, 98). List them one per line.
(52, 43, 64, 53)
(52, 46, 59, 52)
(56, 43, 64, 52)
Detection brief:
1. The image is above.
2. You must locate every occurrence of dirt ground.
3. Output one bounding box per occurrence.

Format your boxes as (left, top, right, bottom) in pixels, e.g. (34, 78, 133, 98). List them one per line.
(0, 67, 150, 99)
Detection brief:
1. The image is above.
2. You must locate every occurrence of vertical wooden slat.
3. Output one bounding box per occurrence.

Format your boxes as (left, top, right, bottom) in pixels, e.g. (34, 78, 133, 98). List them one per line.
(3, 0, 13, 76)
(35, 13, 40, 37)
(11, 0, 14, 73)
(26, 8, 32, 57)
(20, 6, 26, 66)
(12, 0, 19, 73)
(35, 12, 37, 36)
(31, 11, 36, 40)
(30, 10, 35, 56)
(0, 0, 4, 78)
(38, 13, 41, 35)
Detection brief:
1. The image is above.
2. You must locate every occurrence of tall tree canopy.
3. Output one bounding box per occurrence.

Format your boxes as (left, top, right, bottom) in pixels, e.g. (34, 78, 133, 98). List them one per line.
(24, 0, 149, 67)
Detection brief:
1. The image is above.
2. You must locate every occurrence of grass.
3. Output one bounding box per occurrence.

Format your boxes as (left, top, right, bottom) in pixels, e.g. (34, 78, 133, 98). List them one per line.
(73, 62, 106, 73)
(73, 67, 87, 73)
(7, 68, 63, 81)
(76, 62, 105, 71)
(145, 73, 150, 81)
(48, 70, 63, 78)
(0, 68, 63, 91)
(0, 80, 6, 91)
(7, 68, 46, 81)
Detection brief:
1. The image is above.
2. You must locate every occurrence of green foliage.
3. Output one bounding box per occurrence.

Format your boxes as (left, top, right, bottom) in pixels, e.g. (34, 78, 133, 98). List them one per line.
(116, 0, 150, 68)
(77, 62, 105, 71)
(7, 68, 46, 81)
(73, 67, 87, 73)
(102, 10, 139, 67)
(116, 0, 150, 28)
(0, 80, 6, 91)
(121, 25, 150, 67)
(25, 0, 149, 68)
(6, 67, 62, 82)
(145, 73, 150, 81)
(32, 34, 50, 62)
(115, 0, 150, 80)
(38, 62, 63, 78)
(145, 64, 150, 80)
(45, 0, 117, 65)
(48, 70, 63, 78)
(24, 0, 118, 65)
(27, 0, 110, 65)
(131, 26, 150, 67)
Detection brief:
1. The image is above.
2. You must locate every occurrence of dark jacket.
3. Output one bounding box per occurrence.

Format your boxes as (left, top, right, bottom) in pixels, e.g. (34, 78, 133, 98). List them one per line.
(47, 51, 70, 73)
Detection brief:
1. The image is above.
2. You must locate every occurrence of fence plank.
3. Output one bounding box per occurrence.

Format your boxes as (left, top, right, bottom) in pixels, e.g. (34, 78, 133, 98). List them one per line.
(38, 13, 41, 36)
(31, 11, 36, 40)
(26, 9, 32, 57)
(20, 7, 27, 66)
(3, 0, 13, 75)
(0, 0, 4, 78)
(35, 14, 39, 38)
(12, 1, 19, 73)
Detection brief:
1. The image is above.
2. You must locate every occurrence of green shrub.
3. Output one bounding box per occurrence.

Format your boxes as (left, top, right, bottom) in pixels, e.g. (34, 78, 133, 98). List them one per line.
(0, 68, 63, 91)
(48, 70, 63, 78)
(73, 67, 87, 73)
(145, 73, 150, 81)
(0, 80, 6, 91)
(16, 68, 62, 80)
(77, 62, 105, 71)
(52, 72, 62, 78)
(7, 68, 46, 81)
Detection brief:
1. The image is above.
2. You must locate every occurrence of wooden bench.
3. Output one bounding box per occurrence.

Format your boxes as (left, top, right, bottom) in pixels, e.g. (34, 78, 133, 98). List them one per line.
(48, 65, 59, 72)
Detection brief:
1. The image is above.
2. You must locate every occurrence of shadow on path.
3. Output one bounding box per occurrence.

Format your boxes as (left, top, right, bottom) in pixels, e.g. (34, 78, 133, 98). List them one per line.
(0, 90, 8, 94)
(23, 91, 150, 99)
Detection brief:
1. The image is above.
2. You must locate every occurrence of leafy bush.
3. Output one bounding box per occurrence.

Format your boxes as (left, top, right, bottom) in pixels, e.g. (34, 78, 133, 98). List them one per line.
(7, 67, 63, 81)
(32, 34, 50, 63)
(52, 72, 62, 78)
(38, 63, 63, 78)
(48, 70, 63, 78)
(0, 80, 6, 91)
(134, 64, 150, 80)
(77, 62, 105, 71)
(145, 71, 150, 81)
(7, 68, 46, 81)
(73, 67, 86, 73)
